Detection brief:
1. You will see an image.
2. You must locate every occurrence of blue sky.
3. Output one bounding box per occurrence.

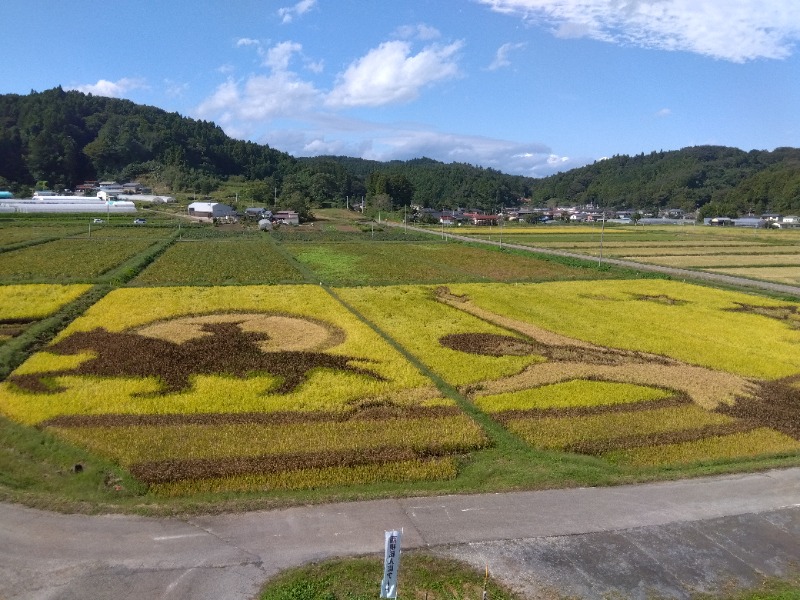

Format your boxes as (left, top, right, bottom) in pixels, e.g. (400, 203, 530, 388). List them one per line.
(2, 1, 799, 176)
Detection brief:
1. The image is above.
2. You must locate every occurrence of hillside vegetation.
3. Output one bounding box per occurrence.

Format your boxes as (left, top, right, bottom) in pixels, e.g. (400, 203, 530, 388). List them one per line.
(1, 88, 798, 217)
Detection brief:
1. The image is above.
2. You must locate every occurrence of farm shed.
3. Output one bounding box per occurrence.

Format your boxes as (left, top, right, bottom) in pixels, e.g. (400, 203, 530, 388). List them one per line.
(245, 207, 272, 219)
(187, 202, 235, 219)
(274, 210, 300, 225)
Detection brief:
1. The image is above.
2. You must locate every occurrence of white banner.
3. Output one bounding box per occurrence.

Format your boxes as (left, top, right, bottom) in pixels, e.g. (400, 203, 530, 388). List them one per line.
(380, 529, 402, 598)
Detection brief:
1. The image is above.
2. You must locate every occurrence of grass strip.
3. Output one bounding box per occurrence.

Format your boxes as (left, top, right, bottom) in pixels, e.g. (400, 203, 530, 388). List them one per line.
(257, 553, 524, 600)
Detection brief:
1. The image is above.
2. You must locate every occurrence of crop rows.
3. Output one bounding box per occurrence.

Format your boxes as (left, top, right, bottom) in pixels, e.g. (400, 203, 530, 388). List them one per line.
(631, 254, 800, 268)
(0, 284, 92, 344)
(711, 266, 800, 286)
(134, 239, 306, 285)
(342, 281, 800, 468)
(0, 225, 86, 247)
(0, 284, 486, 493)
(288, 241, 618, 287)
(2, 273, 800, 495)
(0, 238, 156, 282)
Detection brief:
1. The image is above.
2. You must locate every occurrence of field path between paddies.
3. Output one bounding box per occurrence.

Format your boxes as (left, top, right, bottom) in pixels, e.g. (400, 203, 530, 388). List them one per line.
(389, 221, 800, 299)
(2, 468, 799, 599)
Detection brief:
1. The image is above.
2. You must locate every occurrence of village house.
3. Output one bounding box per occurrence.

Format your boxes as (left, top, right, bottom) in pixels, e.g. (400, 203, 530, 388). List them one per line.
(187, 202, 236, 220)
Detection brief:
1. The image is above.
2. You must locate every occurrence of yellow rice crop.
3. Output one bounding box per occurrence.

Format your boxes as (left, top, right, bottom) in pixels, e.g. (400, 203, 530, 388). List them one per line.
(0, 285, 442, 425)
(443, 280, 800, 379)
(337, 285, 542, 385)
(506, 405, 733, 450)
(474, 381, 672, 413)
(51, 415, 486, 464)
(630, 254, 800, 268)
(611, 245, 800, 257)
(604, 428, 800, 466)
(530, 240, 761, 249)
(149, 457, 458, 496)
(0, 284, 91, 319)
(710, 267, 800, 286)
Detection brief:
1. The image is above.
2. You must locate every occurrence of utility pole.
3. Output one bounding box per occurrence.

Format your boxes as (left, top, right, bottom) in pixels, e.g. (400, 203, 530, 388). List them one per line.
(598, 213, 606, 266)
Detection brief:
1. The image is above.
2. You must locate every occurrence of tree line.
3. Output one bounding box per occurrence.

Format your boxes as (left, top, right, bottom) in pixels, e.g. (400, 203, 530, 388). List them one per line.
(1, 88, 798, 217)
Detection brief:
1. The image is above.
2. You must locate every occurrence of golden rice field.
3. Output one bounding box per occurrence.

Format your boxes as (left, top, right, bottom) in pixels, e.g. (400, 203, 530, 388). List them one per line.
(710, 266, 800, 286)
(1, 218, 800, 501)
(342, 280, 800, 468)
(0, 284, 487, 494)
(608, 245, 800, 257)
(630, 254, 800, 268)
(0, 284, 92, 344)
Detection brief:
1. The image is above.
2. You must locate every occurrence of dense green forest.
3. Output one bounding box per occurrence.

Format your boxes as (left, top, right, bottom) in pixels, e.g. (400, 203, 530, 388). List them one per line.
(528, 146, 800, 218)
(1, 87, 798, 217)
(0, 88, 531, 213)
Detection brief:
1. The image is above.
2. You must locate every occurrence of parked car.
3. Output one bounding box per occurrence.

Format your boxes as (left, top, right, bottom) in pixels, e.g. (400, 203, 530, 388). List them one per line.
(133, 218, 147, 225)
(92, 218, 104, 224)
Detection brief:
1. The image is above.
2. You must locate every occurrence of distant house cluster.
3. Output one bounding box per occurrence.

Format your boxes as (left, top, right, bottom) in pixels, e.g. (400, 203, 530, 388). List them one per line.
(706, 214, 800, 228)
(73, 181, 175, 203)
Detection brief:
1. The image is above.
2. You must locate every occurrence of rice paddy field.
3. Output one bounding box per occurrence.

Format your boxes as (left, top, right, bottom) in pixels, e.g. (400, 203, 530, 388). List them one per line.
(454, 222, 800, 287)
(0, 212, 799, 510)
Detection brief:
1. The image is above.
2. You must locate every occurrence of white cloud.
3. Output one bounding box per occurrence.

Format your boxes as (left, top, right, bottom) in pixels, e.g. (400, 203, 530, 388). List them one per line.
(278, 0, 317, 24)
(326, 40, 463, 108)
(305, 59, 325, 74)
(164, 80, 189, 98)
(393, 23, 442, 41)
(656, 107, 672, 117)
(67, 77, 148, 98)
(236, 37, 260, 47)
(262, 120, 580, 177)
(195, 32, 578, 176)
(477, 0, 800, 62)
(265, 41, 303, 71)
(195, 73, 322, 133)
(488, 42, 527, 70)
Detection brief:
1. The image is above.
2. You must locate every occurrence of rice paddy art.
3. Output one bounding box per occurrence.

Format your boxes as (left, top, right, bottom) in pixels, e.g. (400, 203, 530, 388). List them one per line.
(432, 284, 800, 466)
(0, 285, 487, 494)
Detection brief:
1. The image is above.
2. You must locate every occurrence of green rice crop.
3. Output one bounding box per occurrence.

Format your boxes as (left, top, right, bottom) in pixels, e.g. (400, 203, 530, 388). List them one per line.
(134, 239, 306, 285)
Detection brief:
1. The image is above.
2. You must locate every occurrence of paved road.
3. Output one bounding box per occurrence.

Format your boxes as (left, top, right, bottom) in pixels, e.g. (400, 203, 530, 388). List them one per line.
(2, 468, 799, 599)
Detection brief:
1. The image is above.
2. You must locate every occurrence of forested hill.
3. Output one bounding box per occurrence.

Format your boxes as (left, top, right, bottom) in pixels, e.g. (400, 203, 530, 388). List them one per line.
(1, 88, 798, 216)
(527, 146, 800, 217)
(0, 88, 534, 210)
(0, 87, 296, 192)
